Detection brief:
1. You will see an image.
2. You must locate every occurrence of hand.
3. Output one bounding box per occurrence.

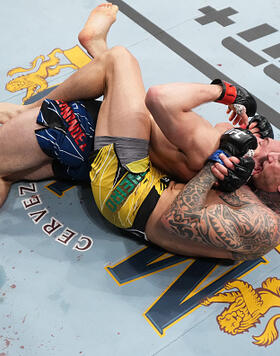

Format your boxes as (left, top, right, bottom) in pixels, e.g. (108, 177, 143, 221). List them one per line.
(210, 153, 240, 182)
(219, 128, 257, 158)
(247, 120, 261, 137)
(246, 114, 274, 139)
(211, 154, 255, 192)
(226, 104, 248, 127)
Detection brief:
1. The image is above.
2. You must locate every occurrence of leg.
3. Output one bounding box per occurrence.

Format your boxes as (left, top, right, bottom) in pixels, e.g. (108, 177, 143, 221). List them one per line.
(0, 4, 121, 207)
(0, 107, 53, 177)
(26, 3, 119, 110)
(0, 5, 117, 181)
(39, 4, 118, 103)
(28, 44, 151, 139)
(0, 102, 25, 123)
(0, 163, 54, 207)
(78, 3, 118, 57)
(95, 46, 151, 140)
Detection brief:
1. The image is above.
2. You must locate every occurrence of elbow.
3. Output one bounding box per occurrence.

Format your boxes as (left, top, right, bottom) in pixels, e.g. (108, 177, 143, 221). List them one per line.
(231, 238, 277, 261)
(231, 251, 264, 261)
(145, 85, 175, 114)
(159, 213, 174, 234)
(145, 86, 163, 112)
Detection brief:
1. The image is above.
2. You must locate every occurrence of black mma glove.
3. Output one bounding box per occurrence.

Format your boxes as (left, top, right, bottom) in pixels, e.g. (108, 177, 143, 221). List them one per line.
(211, 79, 257, 117)
(208, 128, 257, 192)
(208, 128, 258, 165)
(247, 114, 274, 139)
(217, 156, 255, 192)
(219, 128, 258, 156)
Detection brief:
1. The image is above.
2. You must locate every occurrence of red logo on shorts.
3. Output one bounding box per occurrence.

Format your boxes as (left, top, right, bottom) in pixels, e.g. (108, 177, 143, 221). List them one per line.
(57, 100, 87, 151)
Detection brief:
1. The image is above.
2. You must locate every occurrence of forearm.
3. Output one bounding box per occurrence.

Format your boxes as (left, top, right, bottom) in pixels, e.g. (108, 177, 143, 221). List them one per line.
(145, 83, 222, 115)
(162, 166, 280, 258)
(161, 162, 243, 251)
(162, 162, 216, 231)
(146, 84, 222, 170)
(171, 162, 216, 211)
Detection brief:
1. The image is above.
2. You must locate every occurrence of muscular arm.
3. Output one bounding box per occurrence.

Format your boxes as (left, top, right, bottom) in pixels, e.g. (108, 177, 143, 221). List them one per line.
(253, 189, 280, 214)
(161, 163, 280, 260)
(145, 83, 224, 171)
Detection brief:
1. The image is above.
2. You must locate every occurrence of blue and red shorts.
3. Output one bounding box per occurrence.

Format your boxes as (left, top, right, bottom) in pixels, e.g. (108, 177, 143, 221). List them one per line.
(35, 99, 101, 182)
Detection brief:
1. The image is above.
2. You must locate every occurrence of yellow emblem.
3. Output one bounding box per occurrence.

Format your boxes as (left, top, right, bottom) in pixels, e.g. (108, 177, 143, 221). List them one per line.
(5, 45, 91, 103)
(202, 278, 280, 347)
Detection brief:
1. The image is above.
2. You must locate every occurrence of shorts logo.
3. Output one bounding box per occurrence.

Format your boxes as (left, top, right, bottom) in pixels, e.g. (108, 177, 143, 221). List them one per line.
(5, 45, 91, 103)
(106, 171, 147, 212)
(57, 100, 87, 151)
(201, 278, 280, 347)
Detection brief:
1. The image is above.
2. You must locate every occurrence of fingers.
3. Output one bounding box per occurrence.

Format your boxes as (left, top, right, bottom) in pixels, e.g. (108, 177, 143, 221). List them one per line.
(226, 105, 249, 127)
(247, 121, 261, 137)
(221, 153, 239, 167)
(248, 121, 257, 130)
(239, 111, 249, 127)
(227, 107, 239, 123)
(233, 114, 242, 126)
(211, 153, 240, 181)
(211, 164, 225, 180)
(228, 110, 236, 122)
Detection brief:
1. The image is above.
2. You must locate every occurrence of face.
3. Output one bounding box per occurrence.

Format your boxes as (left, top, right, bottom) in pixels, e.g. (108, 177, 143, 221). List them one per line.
(252, 137, 280, 192)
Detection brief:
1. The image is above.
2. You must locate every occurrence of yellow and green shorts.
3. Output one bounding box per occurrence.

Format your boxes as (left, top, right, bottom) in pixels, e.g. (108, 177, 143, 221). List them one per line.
(89, 136, 170, 240)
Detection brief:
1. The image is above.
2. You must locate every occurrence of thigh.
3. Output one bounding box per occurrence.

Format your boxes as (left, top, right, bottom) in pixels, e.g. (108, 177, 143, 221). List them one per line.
(95, 47, 151, 141)
(6, 162, 54, 182)
(0, 107, 52, 176)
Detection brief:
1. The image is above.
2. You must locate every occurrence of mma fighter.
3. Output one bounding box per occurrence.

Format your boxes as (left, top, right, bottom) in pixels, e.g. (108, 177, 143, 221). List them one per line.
(0, 4, 279, 261)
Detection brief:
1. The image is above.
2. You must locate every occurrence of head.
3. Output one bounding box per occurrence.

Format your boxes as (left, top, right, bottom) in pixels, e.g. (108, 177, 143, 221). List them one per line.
(251, 137, 280, 192)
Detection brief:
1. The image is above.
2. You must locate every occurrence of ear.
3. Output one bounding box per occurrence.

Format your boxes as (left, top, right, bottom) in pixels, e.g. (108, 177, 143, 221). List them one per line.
(277, 185, 280, 193)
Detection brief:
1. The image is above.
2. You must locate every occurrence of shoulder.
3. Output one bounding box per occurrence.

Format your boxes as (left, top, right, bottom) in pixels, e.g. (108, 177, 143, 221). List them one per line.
(214, 122, 233, 134)
(217, 185, 262, 207)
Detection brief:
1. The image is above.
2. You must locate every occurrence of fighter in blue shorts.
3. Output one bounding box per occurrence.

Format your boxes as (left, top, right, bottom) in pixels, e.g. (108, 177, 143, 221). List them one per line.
(0, 3, 279, 262)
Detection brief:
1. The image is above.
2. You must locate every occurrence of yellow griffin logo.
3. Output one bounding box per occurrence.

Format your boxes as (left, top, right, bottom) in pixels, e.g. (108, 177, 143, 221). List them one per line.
(201, 278, 280, 347)
(5, 45, 91, 103)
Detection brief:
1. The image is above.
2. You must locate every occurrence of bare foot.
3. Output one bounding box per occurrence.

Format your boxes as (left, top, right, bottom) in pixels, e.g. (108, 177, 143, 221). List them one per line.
(78, 3, 118, 57)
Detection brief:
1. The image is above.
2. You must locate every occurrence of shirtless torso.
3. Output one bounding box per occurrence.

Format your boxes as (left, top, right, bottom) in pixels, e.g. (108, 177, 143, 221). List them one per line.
(1, 3, 279, 262)
(149, 116, 232, 181)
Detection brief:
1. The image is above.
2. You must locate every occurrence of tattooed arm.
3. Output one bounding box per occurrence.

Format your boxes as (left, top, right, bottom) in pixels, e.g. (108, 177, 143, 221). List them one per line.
(161, 163, 280, 260)
(253, 189, 280, 215)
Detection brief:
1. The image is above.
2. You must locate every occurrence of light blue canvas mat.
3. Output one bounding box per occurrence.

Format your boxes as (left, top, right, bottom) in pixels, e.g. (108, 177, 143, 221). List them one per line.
(1, 1, 280, 355)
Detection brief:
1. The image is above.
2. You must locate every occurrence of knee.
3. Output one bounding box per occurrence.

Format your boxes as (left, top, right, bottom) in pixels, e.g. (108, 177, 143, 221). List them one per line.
(110, 45, 133, 58)
(106, 46, 137, 68)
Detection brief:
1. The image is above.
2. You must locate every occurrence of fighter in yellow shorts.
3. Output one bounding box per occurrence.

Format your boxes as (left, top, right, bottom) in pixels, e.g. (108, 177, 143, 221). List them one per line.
(0, 4, 279, 261)
(90, 137, 170, 239)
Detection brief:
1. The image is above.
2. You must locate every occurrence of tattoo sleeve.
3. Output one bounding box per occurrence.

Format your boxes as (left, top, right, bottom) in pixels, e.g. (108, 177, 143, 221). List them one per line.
(253, 189, 280, 215)
(162, 163, 280, 260)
